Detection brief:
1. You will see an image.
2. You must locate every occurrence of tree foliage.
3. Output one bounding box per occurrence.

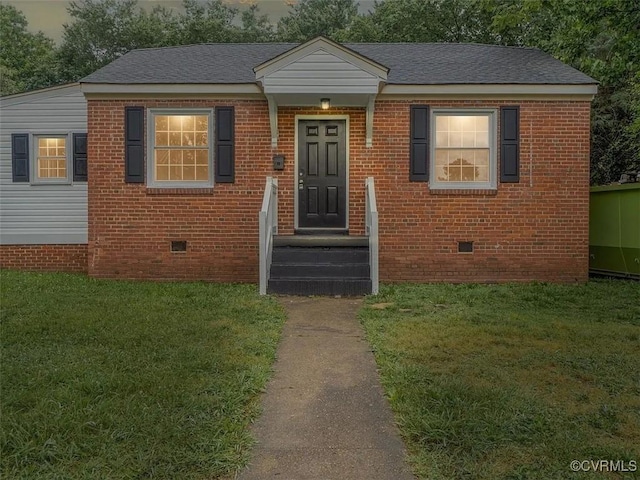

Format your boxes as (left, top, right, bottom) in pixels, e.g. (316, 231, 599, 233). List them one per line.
(57, 0, 179, 81)
(0, 5, 60, 95)
(277, 0, 358, 42)
(346, 0, 496, 43)
(3, 0, 638, 183)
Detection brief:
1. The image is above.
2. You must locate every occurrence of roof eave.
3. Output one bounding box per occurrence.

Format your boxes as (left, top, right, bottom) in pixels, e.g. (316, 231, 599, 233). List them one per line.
(1, 82, 81, 106)
(381, 83, 598, 96)
(80, 83, 263, 95)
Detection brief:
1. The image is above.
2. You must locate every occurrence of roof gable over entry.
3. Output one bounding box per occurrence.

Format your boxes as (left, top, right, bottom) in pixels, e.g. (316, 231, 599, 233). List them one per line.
(254, 36, 388, 98)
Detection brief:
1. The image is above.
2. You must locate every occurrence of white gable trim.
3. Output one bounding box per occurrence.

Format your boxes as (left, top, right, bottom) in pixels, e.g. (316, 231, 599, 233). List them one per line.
(254, 36, 388, 81)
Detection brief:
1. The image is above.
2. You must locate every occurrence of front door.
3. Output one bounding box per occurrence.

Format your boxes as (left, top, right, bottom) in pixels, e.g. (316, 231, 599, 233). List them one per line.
(297, 120, 347, 230)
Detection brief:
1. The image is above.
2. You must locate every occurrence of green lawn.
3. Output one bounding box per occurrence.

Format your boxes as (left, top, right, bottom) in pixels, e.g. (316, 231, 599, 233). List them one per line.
(0, 270, 285, 479)
(361, 281, 640, 480)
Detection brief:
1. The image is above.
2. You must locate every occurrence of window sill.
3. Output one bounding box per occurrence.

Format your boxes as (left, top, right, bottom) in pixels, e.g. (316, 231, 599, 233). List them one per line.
(429, 188, 497, 196)
(146, 188, 214, 195)
(30, 180, 73, 186)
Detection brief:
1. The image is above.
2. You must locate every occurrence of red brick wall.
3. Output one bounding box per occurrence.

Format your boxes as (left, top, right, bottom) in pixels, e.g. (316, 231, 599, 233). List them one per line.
(0, 244, 88, 273)
(87, 98, 590, 283)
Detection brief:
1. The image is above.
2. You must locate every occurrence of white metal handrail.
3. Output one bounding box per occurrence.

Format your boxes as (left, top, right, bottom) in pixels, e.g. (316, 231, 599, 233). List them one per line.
(259, 177, 278, 295)
(365, 177, 379, 294)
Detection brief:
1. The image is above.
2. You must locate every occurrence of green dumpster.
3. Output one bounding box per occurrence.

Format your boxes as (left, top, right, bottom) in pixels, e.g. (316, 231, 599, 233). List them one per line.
(589, 183, 640, 279)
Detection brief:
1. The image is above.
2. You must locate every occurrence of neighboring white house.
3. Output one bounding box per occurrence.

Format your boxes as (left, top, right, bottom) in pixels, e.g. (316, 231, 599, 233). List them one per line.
(0, 83, 88, 245)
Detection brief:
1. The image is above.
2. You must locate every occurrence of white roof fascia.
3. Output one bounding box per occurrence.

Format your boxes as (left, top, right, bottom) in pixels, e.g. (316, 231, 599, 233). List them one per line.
(381, 84, 598, 96)
(80, 83, 263, 95)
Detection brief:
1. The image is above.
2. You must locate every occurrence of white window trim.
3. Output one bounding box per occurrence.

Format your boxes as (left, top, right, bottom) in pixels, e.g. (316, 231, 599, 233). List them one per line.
(429, 108, 497, 190)
(146, 108, 214, 188)
(30, 133, 73, 185)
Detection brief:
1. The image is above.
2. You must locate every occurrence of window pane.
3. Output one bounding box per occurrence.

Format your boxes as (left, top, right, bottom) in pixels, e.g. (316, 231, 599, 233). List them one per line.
(183, 166, 196, 181)
(156, 165, 169, 181)
(195, 132, 208, 147)
(435, 149, 448, 167)
(449, 115, 464, 131)
(37, 137, 66, 179)
(183, 132, 194, 146)
(156, 149, 169, 165)
(435, 131, 448, 147)
(152, 113, 210, 183)
(196, 150, 208, 165)
(461, 166, 475, 181)
(169, 132, 181, 146)
(476, 131, 489, 148)
(462, 131, 475, 147)
(183, 150, 195, 166)
(196, 116, 208, 131)
(156, 116, 169, 131)
(196, 166, 208, 181)
(169, 116, 182, 131)
(182, 115, 195, 131)
(476, 116, 489, 131)
(156, 132, 169, 146)
(475, 149, 490, 167)
(436, 114, 490, 149)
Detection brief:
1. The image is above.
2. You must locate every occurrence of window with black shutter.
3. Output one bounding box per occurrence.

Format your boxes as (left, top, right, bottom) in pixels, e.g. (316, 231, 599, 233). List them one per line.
(73, 133, 88, 182)
(410, 105, 429, 182)
(215, 106, 235, 183)
(125, 106, 145, 183)
(11, 134, 29, 182)
(500, 106, 520, 183)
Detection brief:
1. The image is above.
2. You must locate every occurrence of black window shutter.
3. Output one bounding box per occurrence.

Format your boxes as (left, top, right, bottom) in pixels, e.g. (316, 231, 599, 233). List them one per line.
(410, 105, 429, 182)
(11, 134, 29, 182)
(125, 107, 144, 183)
(73, 133, 88, 182)
(215, 106, 235, 183)
(500, 106, 520, 183)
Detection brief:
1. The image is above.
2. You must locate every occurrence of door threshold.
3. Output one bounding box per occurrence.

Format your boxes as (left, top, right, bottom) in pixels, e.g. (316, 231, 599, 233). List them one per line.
(294, 228, 349, 236)
(274, 234, 367, 248)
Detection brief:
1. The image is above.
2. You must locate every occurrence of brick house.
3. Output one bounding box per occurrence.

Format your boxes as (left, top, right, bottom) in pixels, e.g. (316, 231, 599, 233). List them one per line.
(1, 37, 597, 294)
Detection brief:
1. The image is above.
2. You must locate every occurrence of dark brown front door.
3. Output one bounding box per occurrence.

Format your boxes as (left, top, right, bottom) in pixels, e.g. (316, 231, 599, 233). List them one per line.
(297, 120, 347, 230)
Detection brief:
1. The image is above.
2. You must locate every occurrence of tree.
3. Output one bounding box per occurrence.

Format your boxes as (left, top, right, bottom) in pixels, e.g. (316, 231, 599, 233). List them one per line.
(344, 0, 496, 43)
(238, 4, 275, 43)
(486, 0, 639, 183)
(0, 5, 60, 95)
(57, 0, 178, 82)
(277, 0, 358, 42)
(173, 0, 241, 45)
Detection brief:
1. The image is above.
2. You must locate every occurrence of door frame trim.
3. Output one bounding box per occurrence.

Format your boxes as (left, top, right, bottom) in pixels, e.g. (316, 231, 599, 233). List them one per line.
(294, 114, 350, 231)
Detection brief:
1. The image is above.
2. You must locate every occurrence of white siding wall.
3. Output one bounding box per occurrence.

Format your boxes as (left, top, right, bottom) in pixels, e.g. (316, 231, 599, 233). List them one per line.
(263, 50, 380, 94)
(0, 85, 88, 244)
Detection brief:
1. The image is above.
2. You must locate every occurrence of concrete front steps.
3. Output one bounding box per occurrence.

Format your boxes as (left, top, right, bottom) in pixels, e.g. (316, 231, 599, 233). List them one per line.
(267, 235, 372, 296)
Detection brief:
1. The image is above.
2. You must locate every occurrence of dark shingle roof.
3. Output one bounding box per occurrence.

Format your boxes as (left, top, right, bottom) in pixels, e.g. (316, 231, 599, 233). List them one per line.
(81, 42, 596, 85)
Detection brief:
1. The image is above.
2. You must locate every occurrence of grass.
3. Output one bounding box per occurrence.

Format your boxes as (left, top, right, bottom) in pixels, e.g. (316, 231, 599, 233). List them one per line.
(0, 270, 285, 479)
(361, 280, 640, 480)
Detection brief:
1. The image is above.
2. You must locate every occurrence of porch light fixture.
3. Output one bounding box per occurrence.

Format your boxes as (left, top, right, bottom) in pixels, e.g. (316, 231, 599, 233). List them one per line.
(320, 98, 331, 110)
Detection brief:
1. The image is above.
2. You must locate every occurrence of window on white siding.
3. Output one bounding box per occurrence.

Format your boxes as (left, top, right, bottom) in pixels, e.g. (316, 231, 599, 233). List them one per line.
(147, 110, 213, 188)
(33, 135, 71, 184)
(431, 110, 497, 190)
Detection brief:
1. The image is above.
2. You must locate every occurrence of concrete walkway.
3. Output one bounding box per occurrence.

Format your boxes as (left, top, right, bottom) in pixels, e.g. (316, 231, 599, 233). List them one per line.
(238, 297, 414, 480)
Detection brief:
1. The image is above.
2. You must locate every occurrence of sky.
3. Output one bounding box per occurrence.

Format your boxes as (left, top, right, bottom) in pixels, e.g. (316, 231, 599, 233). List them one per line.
(7, 0, 376, 43)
